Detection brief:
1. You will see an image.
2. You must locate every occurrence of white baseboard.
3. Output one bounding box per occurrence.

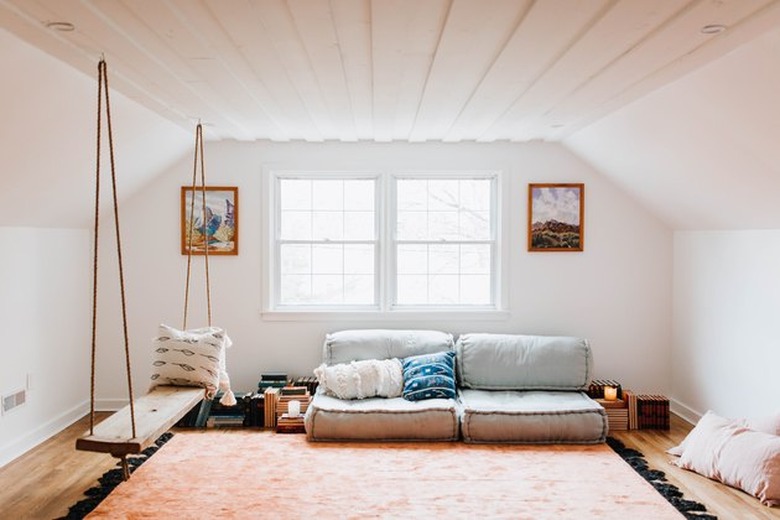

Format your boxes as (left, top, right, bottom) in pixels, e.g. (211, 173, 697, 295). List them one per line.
(670, 397, 702, 425)
(0, 401, 89, 468)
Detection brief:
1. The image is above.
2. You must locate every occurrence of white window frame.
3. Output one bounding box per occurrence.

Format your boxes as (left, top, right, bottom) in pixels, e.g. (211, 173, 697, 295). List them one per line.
(262, 169, 508, 321)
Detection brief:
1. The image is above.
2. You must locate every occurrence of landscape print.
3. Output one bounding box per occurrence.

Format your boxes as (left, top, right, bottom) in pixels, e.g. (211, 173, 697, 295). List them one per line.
(528, 183, 583, 252)
(181, 186, 238, 255)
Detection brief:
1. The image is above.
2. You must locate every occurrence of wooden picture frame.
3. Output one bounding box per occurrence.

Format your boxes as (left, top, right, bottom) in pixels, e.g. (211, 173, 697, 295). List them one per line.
(181, 186, 238, 255)
(528, 183, 584, 252)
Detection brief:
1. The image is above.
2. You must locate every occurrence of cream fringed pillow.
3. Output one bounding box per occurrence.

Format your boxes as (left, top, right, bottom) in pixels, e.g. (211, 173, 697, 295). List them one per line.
(314, 358, 403, 400)
(150, 324, 235, 405)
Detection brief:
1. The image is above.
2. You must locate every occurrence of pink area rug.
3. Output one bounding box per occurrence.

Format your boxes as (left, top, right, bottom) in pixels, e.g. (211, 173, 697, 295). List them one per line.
(87, 432, 684, 519)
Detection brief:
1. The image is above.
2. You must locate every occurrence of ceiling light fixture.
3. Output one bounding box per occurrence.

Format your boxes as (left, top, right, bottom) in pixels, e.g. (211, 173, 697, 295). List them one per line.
(45, 21, 75, 32)
(700, 24, 726, 34)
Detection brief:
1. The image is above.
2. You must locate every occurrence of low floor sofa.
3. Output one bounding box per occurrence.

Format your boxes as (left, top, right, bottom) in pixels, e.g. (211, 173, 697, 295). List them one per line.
(304, 329, 607, 444)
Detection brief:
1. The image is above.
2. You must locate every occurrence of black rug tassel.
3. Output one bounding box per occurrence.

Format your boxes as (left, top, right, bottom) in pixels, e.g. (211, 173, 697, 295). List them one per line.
(607, 436, 717, 519)
(60, 433, 174, 520)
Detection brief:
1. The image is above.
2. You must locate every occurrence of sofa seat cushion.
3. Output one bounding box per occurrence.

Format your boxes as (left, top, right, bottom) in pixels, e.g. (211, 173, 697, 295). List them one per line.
(459, 389, 607, 444)
(305, 392, 459, 442)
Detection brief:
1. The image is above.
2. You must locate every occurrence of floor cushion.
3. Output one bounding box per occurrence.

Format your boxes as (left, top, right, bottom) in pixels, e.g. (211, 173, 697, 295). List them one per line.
(305, 393, 459, 442)
(459, 389, 607, 444)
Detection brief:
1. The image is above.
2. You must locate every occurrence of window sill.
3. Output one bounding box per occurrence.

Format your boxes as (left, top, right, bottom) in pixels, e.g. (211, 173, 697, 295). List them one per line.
(260, 309, 510, 322)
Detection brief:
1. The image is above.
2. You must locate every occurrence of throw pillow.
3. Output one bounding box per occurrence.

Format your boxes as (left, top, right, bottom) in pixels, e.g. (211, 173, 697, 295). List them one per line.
(747, 413, 780, 436)
(402, 350, 456, 401)
(673, 410, 780, 506)
(314, 358, 403, 400)
(151, 324, 232, 400)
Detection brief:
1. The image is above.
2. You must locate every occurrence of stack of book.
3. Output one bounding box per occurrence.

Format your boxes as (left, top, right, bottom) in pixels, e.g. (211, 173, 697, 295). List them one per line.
(258, 373, 288, 392)
(264, 387, 280, 428)
(636, 394, 670, 430)
(293, 375, 319, 395)
(243, 392, 265, 427)
(206, 391, 250, 428)
(596, 398, 629, 431)
(275, 387, 310, 434)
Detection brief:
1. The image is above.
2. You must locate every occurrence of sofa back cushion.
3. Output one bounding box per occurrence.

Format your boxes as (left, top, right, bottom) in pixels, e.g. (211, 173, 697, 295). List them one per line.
(323, 329, 454, 365)
(456, 333, 592, 391)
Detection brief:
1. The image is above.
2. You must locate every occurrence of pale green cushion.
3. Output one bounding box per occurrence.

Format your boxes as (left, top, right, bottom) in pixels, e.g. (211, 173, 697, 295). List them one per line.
(456, 333, 592, 391)
(322, 329, 454, 365)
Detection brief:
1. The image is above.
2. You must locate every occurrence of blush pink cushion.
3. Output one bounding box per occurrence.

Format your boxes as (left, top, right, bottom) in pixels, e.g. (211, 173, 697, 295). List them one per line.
(747, 414, 780, 436)
(674, 410, 780, 506)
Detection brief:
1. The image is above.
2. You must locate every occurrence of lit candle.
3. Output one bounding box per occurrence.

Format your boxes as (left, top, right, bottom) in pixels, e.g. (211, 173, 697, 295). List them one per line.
(288, 399, 301, 417)
(603, 386, 617, 401)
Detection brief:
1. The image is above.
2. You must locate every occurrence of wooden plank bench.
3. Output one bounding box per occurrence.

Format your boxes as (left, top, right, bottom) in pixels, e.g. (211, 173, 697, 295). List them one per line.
(76, 386, 205, 458)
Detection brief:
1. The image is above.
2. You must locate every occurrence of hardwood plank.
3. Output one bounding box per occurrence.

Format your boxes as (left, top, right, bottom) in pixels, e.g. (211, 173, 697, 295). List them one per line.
(76, 386, 204, 456)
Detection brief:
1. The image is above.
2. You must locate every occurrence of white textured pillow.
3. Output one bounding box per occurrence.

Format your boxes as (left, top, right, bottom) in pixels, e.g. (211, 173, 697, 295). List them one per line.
(314, 358, 403, 400)
(151, 324, 232, 399)
(673, 410, 780, 506)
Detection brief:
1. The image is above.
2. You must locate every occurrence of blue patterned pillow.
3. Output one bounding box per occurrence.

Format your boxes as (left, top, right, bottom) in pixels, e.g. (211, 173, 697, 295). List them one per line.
(402, 350, 456, 401)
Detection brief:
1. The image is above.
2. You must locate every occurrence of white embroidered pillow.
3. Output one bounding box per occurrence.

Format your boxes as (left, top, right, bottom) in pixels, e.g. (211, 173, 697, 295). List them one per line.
(314, 358, 403, 400)
(151, 324, 231, 398)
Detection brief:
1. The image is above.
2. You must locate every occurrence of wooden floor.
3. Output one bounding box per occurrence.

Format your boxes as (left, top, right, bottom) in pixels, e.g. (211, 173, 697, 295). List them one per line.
(0, 413, 777, 519)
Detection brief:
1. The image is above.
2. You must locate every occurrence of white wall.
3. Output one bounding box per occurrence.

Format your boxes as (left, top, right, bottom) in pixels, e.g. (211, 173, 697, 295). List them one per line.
(673, 231, 780, 422)
(92, 140, 673, 405)
(0, 28, 191, 229)
(0, 227, 90, 467)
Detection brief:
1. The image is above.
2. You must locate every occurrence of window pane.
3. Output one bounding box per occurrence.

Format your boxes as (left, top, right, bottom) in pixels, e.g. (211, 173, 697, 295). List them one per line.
(312, 180, 343, 210)
(344, 244, 374, 274)
(397, 275, 428, 305)
(397, 180, 427, 210)
(312, 244, 342, 274)
(280, 275, 311, 304)
(344, 275, 374, 304)
(344, 180, 374, 210)
(460, 275, 491, 305)
(280, 179, 311, 210)
(280, 244, 311, 274)
(460, 210, 490, 240)
(429, 244, 459, 274)
(461, 179, 490, 210)
(344, 211, 374, 240)
(312, 211, 344, 240)
(428, 179, 459, 211)
(428, 211, 459, 240)
(461, 244, 490, 274)
(397, 211, 428, 240)
(430, 274, 458, 304)
(397, 244, 427, 274)
(312, 274, 343, 303)
(281, 211, 311, 240)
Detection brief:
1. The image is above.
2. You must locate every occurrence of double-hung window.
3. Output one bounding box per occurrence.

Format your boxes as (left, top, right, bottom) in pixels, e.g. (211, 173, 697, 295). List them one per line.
(275, 175, 378, 308)
(269, 171, 500, 313)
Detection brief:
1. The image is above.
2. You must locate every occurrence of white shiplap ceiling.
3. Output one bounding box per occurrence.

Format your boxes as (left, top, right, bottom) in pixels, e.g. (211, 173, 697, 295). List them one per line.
(2, 0, 780, 143)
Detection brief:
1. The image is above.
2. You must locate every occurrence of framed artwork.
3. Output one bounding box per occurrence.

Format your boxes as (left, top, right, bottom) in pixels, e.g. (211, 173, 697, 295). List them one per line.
(528, 183, 584, 252)
(181, 186, 238, 255)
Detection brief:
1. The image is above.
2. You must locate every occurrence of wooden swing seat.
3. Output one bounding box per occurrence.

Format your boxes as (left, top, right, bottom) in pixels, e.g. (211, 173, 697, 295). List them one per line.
(76, 386, 204, 457)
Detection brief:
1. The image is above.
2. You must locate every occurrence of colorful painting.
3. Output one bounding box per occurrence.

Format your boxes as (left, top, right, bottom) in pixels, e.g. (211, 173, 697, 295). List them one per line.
(181, 186, 238, 255)
(528, 183, 583, 252)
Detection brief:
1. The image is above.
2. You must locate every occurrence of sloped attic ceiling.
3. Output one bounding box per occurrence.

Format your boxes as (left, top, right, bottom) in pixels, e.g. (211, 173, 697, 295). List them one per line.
(566, 23, 780, 230)
(2, 0, 779, 142)
(2, 0, 780, 230)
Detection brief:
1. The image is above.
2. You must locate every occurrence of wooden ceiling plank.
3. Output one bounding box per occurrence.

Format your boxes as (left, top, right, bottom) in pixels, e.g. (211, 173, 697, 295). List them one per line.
(199, 0, 322, 141)
(406, 0, 532, 142)
(330, 0, 373, 140)
(480, 0, 693, 142)
(370, 0, 449, 142)
(547, 0, 777, 140)
(442, 0, 607, 142)
(239, 0, 338, 141)
(287, 0, 358, 141)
